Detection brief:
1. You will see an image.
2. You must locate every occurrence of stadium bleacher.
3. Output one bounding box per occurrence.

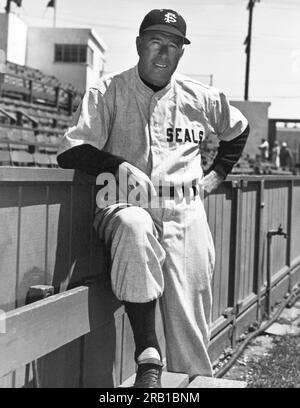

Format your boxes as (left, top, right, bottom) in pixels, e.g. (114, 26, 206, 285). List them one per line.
(0, 60, 81, 168)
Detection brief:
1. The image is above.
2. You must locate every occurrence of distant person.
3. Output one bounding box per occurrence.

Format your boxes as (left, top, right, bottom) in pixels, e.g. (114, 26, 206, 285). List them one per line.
(258, 138, 269, 162)
(280, 142, 293, 169)
(271, 140, 280, 169)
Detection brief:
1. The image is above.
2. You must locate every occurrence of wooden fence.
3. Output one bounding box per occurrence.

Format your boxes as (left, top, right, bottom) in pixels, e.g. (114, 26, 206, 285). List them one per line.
(0, 168, 300, 388)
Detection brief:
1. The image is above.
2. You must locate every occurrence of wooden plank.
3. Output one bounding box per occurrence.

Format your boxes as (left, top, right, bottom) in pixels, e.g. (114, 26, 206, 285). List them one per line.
(82, 316, 123, 388)
(0, 167, 94, 183)
(247, 187, 256, 296)
(0, 169, 299, 185)
(208, 324, 232, 367)
(48, 184, 73, 291)
(0, 186, 19, 311)
(188, 376, 246, 388)
(17, 185, 47, 307)
(291, 181, 300, 262)
(234, 302, 258, 340)
(46, 184, 72, 287)
(213, 193, 221, 318)
(64, 183, 94, 290)
(240, 186, 248, 300)
(219, 189, 229, 313)
(0, 286, 91, 378)
(36, 339, 81, 388)
(255, 180, 265, 321)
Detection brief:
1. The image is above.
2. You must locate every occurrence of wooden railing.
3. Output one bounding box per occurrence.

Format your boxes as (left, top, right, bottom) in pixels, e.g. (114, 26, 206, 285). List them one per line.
(0, 168, 300, 387)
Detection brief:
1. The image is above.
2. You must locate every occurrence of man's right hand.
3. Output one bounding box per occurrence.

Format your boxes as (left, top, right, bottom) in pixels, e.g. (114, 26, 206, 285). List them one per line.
(117, 162, 157, 206)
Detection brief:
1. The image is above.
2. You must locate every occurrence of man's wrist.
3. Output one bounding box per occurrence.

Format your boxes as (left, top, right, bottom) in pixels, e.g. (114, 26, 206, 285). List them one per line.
(210, 169, 225, 182)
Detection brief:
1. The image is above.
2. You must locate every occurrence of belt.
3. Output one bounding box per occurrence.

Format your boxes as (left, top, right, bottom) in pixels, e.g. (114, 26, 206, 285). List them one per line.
(157, 185, 198, 198)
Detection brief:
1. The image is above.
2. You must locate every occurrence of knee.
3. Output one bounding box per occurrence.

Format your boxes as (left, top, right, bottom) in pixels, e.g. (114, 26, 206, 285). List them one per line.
(116, 206, 154, 235)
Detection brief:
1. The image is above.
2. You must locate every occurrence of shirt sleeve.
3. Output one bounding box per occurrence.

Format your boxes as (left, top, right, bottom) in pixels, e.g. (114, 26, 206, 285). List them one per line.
(207, 90, 249, 178)
(210, 90, 248, 141)
(57, 86, 111, 156)
(56, 83, 126, 176)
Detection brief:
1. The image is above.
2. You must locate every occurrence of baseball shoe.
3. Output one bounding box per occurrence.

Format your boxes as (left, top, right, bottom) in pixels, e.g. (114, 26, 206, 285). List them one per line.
(133, 358, 163, 388)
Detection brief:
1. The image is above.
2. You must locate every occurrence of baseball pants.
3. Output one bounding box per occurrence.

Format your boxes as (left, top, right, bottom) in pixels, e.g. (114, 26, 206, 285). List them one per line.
(93, 193, 215, 378)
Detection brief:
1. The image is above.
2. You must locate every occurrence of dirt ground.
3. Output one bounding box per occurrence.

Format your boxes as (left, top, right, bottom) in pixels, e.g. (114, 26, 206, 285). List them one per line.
(216, 300, 300, 385)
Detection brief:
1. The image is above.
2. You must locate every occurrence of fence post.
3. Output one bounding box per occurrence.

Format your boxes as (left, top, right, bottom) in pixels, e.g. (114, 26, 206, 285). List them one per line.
(25, 285, 54, 388)
(255, 179, 265, 323)
(0, 72, 4, 97)
(227, 179, 243, 348)
(287, 178, 294, 292)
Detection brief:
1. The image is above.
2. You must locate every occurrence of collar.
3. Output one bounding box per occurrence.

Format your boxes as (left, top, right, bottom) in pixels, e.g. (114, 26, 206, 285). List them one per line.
(133, 65, 174, 99)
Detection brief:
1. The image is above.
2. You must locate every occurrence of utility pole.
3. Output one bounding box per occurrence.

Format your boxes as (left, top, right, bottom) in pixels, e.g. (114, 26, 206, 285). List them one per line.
(244, 0, 260, 101)
(47, 0, 57, 28)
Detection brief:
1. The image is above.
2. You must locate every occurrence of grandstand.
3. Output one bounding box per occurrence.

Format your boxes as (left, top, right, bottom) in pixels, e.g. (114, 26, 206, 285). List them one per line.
(0, 60, 82, 168)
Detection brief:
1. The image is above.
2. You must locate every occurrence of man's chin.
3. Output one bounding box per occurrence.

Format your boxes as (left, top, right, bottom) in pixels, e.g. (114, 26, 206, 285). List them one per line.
(150, 73, 171, 87)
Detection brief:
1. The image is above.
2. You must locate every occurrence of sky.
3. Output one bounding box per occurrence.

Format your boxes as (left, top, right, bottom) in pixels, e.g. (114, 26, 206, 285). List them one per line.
(1, 0, 300, 118)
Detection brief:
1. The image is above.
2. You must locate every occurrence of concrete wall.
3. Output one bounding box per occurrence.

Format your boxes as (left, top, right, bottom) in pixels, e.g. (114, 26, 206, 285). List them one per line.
(86, 36, 106, 89)
(6, 13, 27, 65)
(26, 27, 106, 92)
(0, 14, 8, 57)
(0, 13, 27, 66)
(231, 100, 271, 159)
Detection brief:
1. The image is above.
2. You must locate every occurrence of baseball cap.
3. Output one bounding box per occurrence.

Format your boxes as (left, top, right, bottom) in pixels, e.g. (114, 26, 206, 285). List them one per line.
(139, 9, 191, 45)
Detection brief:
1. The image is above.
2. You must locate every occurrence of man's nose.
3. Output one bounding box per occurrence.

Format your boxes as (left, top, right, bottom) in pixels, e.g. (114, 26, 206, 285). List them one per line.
(158, 43, 169, 56)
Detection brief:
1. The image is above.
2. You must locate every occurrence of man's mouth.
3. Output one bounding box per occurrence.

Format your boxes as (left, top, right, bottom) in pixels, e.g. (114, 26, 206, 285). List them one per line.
(154, 63, 168, 69)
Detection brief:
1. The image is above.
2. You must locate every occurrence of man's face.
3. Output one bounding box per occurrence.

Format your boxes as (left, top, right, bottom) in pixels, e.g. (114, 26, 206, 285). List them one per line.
(136, 30, 184, 87)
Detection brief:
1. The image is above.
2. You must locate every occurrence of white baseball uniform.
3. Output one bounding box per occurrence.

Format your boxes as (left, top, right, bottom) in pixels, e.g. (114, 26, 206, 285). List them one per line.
(57, 65, 248, 377)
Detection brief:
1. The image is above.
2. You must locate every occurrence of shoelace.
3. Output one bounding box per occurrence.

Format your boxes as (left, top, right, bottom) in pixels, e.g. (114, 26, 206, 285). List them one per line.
(136, 364, 161, 385)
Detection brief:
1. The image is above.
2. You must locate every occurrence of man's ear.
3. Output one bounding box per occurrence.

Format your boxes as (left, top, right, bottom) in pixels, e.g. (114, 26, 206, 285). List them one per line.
(136, 36, 142, 56)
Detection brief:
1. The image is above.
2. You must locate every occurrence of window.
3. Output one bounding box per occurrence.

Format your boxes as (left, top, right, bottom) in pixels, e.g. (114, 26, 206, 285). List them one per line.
(54, 44, 94, 66)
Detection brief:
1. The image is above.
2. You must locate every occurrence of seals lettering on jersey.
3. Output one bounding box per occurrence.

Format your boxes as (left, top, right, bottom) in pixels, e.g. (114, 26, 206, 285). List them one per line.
(166, 127, 203, 144)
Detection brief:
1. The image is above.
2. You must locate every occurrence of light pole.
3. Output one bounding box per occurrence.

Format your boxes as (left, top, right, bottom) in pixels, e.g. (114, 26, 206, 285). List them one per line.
(244, 0, 260, 101)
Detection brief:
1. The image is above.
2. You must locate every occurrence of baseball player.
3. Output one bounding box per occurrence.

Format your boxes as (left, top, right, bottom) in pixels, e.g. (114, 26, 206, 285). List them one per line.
(57, 9, 249, 388)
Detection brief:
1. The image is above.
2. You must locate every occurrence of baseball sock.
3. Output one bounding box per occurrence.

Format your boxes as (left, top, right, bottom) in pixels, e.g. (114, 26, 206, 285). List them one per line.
(124, 300, 162, 364)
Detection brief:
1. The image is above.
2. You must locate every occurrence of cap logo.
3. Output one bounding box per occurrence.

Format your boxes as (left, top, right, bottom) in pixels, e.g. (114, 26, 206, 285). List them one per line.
(164, 12, 177, 24)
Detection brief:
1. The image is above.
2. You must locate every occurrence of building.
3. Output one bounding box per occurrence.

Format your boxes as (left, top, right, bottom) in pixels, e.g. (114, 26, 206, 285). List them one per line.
(0, 12, 107, 92)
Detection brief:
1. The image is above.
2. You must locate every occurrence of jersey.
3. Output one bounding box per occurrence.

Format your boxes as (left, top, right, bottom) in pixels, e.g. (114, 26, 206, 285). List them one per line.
(58, 65, 248, 188)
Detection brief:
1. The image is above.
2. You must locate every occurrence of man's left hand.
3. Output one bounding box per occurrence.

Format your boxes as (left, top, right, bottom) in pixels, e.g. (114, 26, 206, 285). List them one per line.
(200, 170, 225, 198)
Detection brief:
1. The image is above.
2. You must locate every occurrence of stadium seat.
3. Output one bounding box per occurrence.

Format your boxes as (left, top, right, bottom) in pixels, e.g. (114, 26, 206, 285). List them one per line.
(10, 150, 35, 166)
(48, 154, 58, 168)
(21, 129, 36, 144)
(7, 128, 22, 142)
(0, 150, 11, 165)
(33, 152, 51, 167)
(0, 125, 9, 140)
(0, 143, 9, 150)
